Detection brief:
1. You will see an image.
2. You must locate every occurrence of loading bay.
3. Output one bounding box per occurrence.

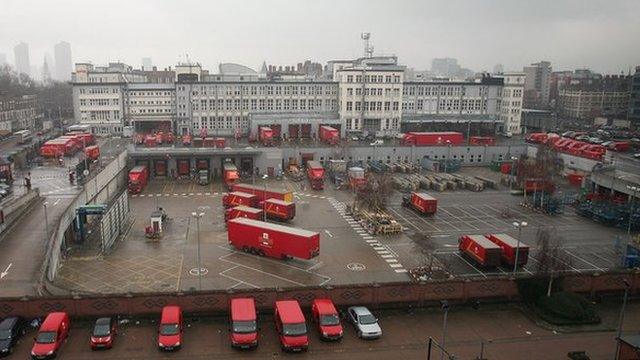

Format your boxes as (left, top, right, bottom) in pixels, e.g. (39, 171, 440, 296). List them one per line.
(54, 169, 626, 294)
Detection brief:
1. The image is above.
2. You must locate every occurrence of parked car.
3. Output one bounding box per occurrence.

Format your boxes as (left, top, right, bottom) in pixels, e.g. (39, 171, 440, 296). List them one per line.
(90, 317, 116, 350)
(31, 312, 70, 359)
(158, 305, 183, 351)
(347, 306, 382, 339)
(311, 299, 343, 341)
(588, 137, 603, 144)
(576, 135, 590, 141)
(0, 316, 27, 356)
(561, 131, 575, 138)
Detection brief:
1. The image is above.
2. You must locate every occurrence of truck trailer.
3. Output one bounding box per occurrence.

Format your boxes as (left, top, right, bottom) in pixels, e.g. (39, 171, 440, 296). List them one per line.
(128, 165, 149, 194)
(485, 233, 529, 267)
(225, 205, 264, 222)
(223, 191, 258, 208)
(262, 198, 296, 221)
(232, 183, 293, 202)
(223, 162, 240, 190)
(403, 192, 437, 215)
(319, 126, 339, 145)
(458, 234, 502, 268)
(401, 132, 464, 146)
(306, 161, 325, 190)
(227, 217, 320, 260)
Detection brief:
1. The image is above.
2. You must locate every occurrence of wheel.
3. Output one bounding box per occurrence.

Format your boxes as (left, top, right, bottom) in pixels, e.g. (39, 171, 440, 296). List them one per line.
(257, 249, 265, 257)
(357, 330, 363, 339)
(241, 246, 249, 253)
(250, 247, 258, 255)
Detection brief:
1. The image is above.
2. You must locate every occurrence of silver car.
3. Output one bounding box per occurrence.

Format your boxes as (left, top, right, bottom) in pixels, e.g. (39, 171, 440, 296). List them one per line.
(347, 306, 382, 339)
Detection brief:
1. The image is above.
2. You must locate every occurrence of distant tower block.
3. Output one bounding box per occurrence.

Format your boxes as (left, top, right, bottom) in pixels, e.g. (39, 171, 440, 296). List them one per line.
(361, 32, 374, 58)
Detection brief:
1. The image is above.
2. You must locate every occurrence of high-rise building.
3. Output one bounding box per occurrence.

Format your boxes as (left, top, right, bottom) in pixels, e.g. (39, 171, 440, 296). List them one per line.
(523, 61, 552, 109)
(141, 57, 153, 70)
(14, 42, 31, 76)
(493, 64, 504, 74)
(54, 41, 72, 81)
(0, 53, 7, 66)
(630, 66, 640, 128)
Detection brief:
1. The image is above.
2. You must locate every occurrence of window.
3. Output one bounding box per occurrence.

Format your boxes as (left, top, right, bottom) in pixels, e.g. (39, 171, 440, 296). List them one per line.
(347, 101, 353, 111)
(384, 101, 390, 111)
(347, 88, 353, 96)
(347, 75, 353, 83)
(393, 102, 399, 111)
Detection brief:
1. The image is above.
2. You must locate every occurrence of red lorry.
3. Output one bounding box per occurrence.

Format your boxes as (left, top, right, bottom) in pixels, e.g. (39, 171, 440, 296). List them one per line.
(469, 136, 495, 146)
(223, 191, 258, 208)
(485, 233, 529, 267)
(525, 133, 549, 144)
(40, 138, 77, 157)
(401, 132, 464, 146)
(66, 131, 96, 146)
(84, 145, 100, 161)
(259, 127, 273, 146)
(223, 162, 240, 190)
(458, 234, 502, 268)
(262, 198, 296, 221)
(227, 217, 320, 260)
(232, 184, 294, 203)
(306, 161, 325, 190)
(225, 206, 264, 222)
(319, 126, 339, 145)
(403, 192, 437, 215)
(128, 165, 149, 194)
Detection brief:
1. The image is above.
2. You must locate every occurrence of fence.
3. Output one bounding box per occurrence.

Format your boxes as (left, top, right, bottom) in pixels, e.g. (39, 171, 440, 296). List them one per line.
(5, 271, 638, 319)
(99, 189, 130, 252)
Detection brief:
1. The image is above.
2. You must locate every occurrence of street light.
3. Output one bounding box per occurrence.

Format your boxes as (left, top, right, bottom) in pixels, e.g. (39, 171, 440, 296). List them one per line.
(512, 221, 528, 276)
(43, 202, 50, 247)
(440, 300, 450, 360)
(614, 279, 631, 360)
(262, 174, 269, 221)
(627, 185, 638, 236)
(191, 211, 205, 291)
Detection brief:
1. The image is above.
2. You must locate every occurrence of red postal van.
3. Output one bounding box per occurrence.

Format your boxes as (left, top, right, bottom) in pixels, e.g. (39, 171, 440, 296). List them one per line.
(311, 299, 343, 340)
(30, 312, 70, 359)
(158, 305, 183, 351)
(229, 297, 259, 349)
(274, 300, 308, 352)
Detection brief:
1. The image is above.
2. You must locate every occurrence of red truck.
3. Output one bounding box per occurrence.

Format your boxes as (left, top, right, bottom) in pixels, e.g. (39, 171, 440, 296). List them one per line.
(262, 198, 296, 221)
(225, 205, 264, 222)
(223, 191, 258, 208)
(84, 145, 100, 161)
(66, 131, 96, 146)
(306, 161, 325, 190)
(227, 217, 320, 260)
(401, 132, 464, 146)
(223, 162, 240, 190)
(259, 127, 273, 146)
(319, 126, 339, 145)
(232, 184, 294, 203)
(469, 136, 495, 146)
(128, 165, 149, 194)
(40, 138, 77, 157)
(485, 233, 529, 267)
(459, 234, 502, 268)
(403, 192, 437, 215)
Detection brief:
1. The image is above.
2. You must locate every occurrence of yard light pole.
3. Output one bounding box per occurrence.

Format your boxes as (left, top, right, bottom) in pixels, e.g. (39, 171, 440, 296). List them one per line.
(614, 279, 631, 360)
(191, 211, 205, 291)
(627, 185, 638, 236)
(512, 221, 528, 276)
(262, 174, 269, 221)
(43, 202, 50, 245)
(440, 300, 449, 360)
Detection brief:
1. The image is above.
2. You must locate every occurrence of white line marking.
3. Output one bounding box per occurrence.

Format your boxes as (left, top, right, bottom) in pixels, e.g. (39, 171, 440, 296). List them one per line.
(395, 269, 408, 273)
(453, 253, 487, 278)
(219, 272, 259, 289)
(0, 263, 12, 279)
(389, 263, 403, 268)
(381, 254, 395, 258)
(324, 230, 334, 238)
(385, 259, 398, 263)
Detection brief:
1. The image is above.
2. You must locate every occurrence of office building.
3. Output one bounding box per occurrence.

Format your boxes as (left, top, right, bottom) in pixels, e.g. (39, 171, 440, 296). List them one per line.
(558, 75, 630, 121)
(141, 57, 153, 71)
(523, 61, 552, 109)
(13, 42, 30, 76)
(54, 41, 72, 81)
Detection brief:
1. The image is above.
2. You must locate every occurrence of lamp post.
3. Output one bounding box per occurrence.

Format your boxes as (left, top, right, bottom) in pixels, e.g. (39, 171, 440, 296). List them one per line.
(43, 202, 50, 246)
(512, 221, 528, 276)
(191, 211, 205, 291)
(262, 174, 269, 221)
(627, 185, 638, 236)
(614, 279, 631, 360)
(440, 300, 449, 360)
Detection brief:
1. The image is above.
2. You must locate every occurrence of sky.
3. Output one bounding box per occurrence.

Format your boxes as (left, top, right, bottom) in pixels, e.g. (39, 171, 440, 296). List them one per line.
(0, 0, 639, 75)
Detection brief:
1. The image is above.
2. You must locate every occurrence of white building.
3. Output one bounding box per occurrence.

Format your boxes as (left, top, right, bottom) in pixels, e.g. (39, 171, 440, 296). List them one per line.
(54, 41, 72, 81)
(497, 72, 525, 134)
(125, 83, 175, 132)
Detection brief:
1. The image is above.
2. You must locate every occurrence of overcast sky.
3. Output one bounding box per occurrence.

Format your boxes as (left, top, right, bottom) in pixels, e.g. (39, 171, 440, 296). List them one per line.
(1, 0, 639, 74)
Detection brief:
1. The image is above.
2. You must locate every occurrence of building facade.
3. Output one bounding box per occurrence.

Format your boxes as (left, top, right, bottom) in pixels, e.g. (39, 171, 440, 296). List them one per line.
(0, 95, 39, 132)
(558, 75, 631, 121)
(54, 41, 72, 81)
(498, 72, 525, 134)
(523, 61, 552, 109)
(71, 57, 521, 137)
(13, 42, 30, 77)
(630, 66, 640, 128)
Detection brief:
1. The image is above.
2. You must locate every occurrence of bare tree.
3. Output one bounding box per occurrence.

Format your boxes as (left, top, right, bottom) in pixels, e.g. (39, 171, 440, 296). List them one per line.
(534, 227, 573, 297)
(356, 172, 393, 211)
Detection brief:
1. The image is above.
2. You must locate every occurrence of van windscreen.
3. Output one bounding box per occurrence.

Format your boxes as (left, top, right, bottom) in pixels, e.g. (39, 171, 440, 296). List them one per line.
(232, 320, 257, 334)
(282, 322, 307, 336)
(320, 314, 340, 326)
(36, 331, 57, 343)
(160, 324, 179, 336)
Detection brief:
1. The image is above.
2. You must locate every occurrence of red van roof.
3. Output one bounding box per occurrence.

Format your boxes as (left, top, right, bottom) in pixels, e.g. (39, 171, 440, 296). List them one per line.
(231, 298, 256, 321)
(161, 305, 181, 323)
(41, 312, 67, 331)
(313, 299, 337, 315)
(275, 300, 305, 323)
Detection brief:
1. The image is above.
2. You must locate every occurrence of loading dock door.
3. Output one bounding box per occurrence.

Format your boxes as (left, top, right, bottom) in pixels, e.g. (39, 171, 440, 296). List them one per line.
(177, 159, 190, 176)
(154, 160, 167, 177)
(289, 124, 300, 139)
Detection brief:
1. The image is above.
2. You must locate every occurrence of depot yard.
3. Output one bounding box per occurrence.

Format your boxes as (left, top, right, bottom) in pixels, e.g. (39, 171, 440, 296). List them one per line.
(54, 165, 626, 294)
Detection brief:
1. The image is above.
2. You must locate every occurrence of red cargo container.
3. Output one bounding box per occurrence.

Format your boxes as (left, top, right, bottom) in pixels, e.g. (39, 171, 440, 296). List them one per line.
(232, 183, 294, 202)
(525, 133, 548, 144)
(225, 205, 263, 222)
(306, 161, 325, 190)
(215, 138, 226, 148)
(260, 127, 273, 146)
(223, 191, 258, 208)
(223, 162, 240, 189)
(404, 192, 437, 215)
(59, 135, 83, 149)
(458, 234, 502, 268)
(66, 132, 96, 146)
(84, 145, 100, 161)
(144, 135, 157, 147)
(401, 132, 464, 146)
(608, 141, 630, 152)
(182, 134, 193, 146)
(128, 165, 149, 194)
(262, 198, 296, 221)
(567, 173, 584, 187)
(485, 233, 529, 267)
(40, 138, 77, 157)
(469, 136, 495, 146)
(227, 218, 320, 260)
(319, 126, 339, 145)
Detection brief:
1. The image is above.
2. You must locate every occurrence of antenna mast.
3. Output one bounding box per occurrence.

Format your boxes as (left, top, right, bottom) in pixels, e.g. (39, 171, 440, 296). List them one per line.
(361, 33, 374, 58)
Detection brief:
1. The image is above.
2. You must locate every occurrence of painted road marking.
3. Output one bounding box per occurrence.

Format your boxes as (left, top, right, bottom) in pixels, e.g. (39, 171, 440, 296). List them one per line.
(365, 239, 377, 243)
(385, 259, 398, 263)
(389, 263, 403, 268)
(373, 247, 385, 250)
(324, 230, 334, 238)
(381, 254, 394, 259)
(377, 251, 391, 255)
(0, 263, 12, 279)
(395, 269, 408, 273)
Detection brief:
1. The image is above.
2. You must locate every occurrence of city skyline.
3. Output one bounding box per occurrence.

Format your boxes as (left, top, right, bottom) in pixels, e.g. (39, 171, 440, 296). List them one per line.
(1, 0, 639, 75)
